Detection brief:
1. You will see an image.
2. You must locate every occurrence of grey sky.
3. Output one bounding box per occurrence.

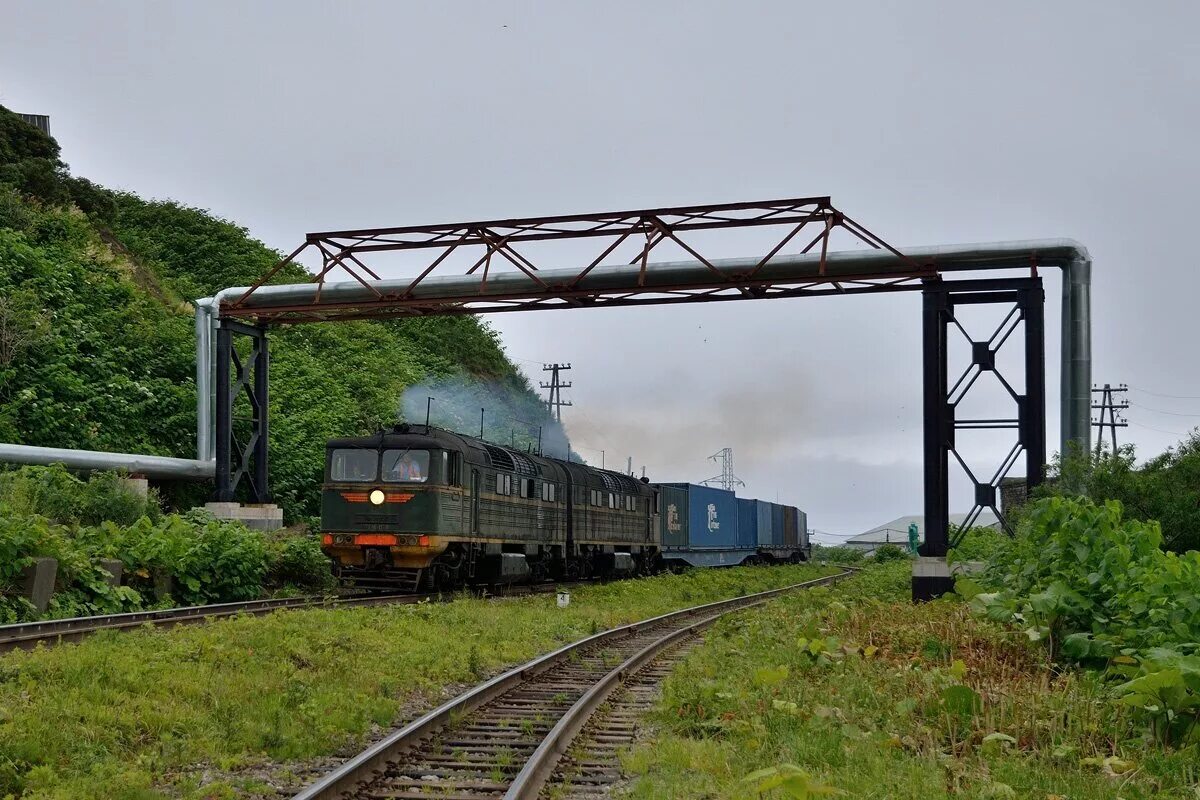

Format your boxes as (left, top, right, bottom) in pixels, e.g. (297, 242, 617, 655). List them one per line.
(2, 1, 1198, 536)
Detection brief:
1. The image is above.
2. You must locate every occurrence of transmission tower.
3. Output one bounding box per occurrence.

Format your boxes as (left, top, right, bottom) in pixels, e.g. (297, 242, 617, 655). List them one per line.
(701, 448, 745, 491)
(1091, 383, 1129, 455)
(540, 363, 573, 422)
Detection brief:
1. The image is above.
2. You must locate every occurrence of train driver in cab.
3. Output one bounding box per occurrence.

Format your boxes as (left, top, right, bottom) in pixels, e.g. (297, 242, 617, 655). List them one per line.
(385, 451, 426, 482)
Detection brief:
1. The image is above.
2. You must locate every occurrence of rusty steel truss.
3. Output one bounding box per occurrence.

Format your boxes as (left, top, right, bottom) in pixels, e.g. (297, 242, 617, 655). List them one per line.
(221, 197, 933, 324)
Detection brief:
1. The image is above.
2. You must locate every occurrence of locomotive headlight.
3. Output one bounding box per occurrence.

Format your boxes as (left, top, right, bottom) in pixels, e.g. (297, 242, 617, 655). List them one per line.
(369, 489, 386, 506)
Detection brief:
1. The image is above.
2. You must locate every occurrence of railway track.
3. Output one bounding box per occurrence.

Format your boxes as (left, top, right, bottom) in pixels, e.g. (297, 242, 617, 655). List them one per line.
(0, 582, 578, 654)
(293, 569, 854, 800)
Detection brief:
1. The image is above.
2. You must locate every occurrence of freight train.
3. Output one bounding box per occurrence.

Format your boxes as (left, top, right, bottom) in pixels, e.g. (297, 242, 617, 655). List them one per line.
(319, 424, 809, 591)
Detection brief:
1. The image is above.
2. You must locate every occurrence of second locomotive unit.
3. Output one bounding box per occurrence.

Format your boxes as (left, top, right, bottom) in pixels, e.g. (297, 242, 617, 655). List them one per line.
(320, 423, 809, 591)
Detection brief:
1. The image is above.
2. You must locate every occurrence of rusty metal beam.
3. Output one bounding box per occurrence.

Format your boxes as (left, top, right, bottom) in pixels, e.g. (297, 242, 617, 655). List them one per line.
(221, 197, 925, 324)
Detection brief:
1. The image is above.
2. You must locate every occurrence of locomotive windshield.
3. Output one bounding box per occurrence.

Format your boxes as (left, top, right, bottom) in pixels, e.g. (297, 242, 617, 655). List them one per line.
(382, 449, 430, 483)
(330, 449, 378, 482)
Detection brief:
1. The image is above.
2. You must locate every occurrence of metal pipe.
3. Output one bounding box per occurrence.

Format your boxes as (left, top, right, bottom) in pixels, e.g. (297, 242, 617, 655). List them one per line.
(0, 444, 214, 480)
(1061, 253, 1092, 457)
(194, 300, 212, 461)
(195, 238, 1091, 456)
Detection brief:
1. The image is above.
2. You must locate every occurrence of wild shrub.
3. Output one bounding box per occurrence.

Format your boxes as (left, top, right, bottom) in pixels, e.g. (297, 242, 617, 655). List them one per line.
(171, 510, 269, 604)
(965, 496, 1200, 660)
(0, 465, 158, 526)
(267, 533, 335, 592)
(1040, 434, 1200, 553)
(871, 543, 909, 562)
(810, 544, 864, 564)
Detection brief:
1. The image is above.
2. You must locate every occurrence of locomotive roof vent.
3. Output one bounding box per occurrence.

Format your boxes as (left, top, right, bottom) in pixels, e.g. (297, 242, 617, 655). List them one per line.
(483, 443, 539, 475)
(510, 451, 538, 476)
(600, 471, 639, 493)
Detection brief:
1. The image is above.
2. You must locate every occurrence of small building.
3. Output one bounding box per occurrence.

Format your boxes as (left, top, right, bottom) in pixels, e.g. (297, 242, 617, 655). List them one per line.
(17, 114, 51, 136)
(844, 512, 1000, 554)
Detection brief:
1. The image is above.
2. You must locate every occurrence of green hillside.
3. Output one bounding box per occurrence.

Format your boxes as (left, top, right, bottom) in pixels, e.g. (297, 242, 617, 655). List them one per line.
(0, 105, 554, 519)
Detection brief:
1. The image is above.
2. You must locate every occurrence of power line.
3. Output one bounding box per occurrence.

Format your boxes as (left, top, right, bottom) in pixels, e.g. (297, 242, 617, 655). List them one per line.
(1127, 401, 1200, 418)
(1128, 386, 1200, 401)
(1128, 420, 1195, 437)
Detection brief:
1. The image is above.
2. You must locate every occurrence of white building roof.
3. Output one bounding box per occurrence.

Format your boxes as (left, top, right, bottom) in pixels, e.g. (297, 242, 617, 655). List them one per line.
(845, 512, 1000, 545)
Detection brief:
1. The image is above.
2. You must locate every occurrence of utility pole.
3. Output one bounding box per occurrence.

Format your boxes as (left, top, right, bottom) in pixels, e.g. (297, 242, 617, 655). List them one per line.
(540, 363, 573, 422)
(701, 448, 745, 491)
(1091, 383, 1129, 455)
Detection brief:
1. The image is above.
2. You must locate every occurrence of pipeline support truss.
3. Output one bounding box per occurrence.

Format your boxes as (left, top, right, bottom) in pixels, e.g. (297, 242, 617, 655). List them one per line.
(223, 197, 930, 323)
(918, 278, 1046, 598)
(215, 319, 269, 503)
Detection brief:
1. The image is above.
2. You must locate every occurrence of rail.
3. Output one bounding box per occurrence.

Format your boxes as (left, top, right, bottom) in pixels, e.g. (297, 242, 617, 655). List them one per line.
(0, 581, 583, 653)
(292, 567, 856, 800)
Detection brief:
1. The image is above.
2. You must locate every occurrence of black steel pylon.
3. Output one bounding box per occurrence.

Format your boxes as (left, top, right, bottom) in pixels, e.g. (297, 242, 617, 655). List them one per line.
(918, 278, 1046, 600)
(215, 319, 270, 503)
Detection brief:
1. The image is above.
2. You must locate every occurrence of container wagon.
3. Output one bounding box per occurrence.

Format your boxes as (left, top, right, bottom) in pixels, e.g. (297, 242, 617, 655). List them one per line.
(656, 483, 748, 568)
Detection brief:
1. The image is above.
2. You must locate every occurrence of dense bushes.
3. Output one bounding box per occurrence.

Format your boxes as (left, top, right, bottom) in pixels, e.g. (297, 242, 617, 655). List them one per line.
(0, 466, 332, 620)
(1041, 434, 1200, 553)
(965, 495, 1200, 746)
(964, 496, 1200, 659)
(809, 544, 865, 563)
(0, 463, 160, 526)
(0, 103, 557, 521)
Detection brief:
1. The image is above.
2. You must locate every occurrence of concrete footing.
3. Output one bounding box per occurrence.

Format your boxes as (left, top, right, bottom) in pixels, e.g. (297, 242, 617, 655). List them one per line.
(152, 568, 175, 603)
(122, 476, 150, 498)
(21, 557, 57, 613)
(203, 502, 284, 531)
(98, 558, 123, 589)
(911, 557, 984, 601)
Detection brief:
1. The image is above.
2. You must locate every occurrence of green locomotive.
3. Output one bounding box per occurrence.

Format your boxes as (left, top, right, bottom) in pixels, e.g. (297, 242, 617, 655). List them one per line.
(320, 424, 658, 591)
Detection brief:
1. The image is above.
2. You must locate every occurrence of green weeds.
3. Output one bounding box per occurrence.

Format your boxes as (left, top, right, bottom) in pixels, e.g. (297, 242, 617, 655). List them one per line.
(0, 562, 835, 798)
(964, 496, 1200, 748)
(624, 563, 1194, 798)
(0, 466, 333, 621)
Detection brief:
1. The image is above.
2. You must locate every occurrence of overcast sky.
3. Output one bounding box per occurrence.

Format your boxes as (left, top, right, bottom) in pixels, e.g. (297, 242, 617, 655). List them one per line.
(2, 1, 1198, 537)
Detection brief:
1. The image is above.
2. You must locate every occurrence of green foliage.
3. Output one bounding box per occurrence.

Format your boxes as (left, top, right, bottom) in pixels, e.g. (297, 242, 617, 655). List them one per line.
(742, 764, 845, 798)
(1040, 435, 1200, 552)
(871, 543, 909, 562)
(266, 530, 335, 593)
(1112, 648, 1200, 747)
(947, 524, 1008, 562)
(622, 563, 1182, 799)
(0, 465, 160, 527)
(809, 544, 864, 564)
(0, 563, 835, 798)
(970, 496, 1200, 661)
(0, 103, 557, 522)
(0, 467, 328, 618)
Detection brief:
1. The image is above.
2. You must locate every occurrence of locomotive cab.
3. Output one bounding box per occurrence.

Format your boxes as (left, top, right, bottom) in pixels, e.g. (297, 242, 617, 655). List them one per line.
(320, 426, 466, 589)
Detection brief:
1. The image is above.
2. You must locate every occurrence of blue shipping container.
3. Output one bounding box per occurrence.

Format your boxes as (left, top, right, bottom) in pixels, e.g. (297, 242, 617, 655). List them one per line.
(657, 484, 690, 549)
(661, 483, 740, 549)
(771, 503, 786, 547)
(737, 498, 758, 548)
(755, 500, 774, 546)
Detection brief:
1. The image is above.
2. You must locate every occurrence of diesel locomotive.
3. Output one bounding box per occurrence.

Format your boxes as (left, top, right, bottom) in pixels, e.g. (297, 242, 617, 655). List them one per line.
(320, 424, 809, 591)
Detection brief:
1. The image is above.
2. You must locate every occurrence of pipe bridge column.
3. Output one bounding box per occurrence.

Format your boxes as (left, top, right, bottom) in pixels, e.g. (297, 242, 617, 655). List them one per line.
(214, 318, 270, 504)
(917, 277, 1046, 601)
